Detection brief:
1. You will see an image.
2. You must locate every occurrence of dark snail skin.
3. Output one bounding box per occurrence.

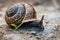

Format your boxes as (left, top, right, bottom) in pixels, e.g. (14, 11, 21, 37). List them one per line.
(20, 15, 44, 31)
(5, 3, 36, 26)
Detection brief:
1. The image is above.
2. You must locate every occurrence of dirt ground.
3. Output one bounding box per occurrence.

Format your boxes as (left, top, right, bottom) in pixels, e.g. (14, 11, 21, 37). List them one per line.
(0, 1, 60, 40)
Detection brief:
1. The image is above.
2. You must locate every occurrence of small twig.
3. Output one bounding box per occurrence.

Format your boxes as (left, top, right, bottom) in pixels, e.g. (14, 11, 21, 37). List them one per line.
(11, 22, 24, 30)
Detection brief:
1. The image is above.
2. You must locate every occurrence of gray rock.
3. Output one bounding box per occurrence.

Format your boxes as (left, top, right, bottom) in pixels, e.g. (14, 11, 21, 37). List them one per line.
(3, 34, 24, 40)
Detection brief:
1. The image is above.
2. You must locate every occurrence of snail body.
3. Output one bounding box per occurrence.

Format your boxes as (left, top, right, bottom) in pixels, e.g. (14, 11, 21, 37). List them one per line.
(19, 15, 44, 31)
(5, 3, 36, 26)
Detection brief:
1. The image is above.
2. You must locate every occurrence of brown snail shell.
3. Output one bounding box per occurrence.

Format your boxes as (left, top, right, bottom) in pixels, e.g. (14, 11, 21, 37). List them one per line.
(5, 3, 36, 26)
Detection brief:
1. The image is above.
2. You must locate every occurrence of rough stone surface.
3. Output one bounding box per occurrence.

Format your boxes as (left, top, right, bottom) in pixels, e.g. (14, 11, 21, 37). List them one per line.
(0, 3, 59, 40)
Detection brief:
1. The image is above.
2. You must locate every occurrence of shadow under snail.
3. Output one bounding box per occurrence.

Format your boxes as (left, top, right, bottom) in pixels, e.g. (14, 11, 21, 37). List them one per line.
(5, 3, 44, 31)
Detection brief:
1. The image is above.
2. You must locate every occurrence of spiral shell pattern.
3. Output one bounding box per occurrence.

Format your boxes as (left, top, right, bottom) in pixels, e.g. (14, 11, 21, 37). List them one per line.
(5, 3, 36, 26)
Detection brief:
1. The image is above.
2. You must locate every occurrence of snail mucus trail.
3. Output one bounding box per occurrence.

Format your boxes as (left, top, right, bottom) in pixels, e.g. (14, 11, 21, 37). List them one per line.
(5, 3, 44, 31)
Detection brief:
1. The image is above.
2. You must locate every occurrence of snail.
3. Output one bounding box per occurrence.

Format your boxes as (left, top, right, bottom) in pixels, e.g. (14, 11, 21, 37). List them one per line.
(5, 3, 44, 31)
(5, 3, 36, 26)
